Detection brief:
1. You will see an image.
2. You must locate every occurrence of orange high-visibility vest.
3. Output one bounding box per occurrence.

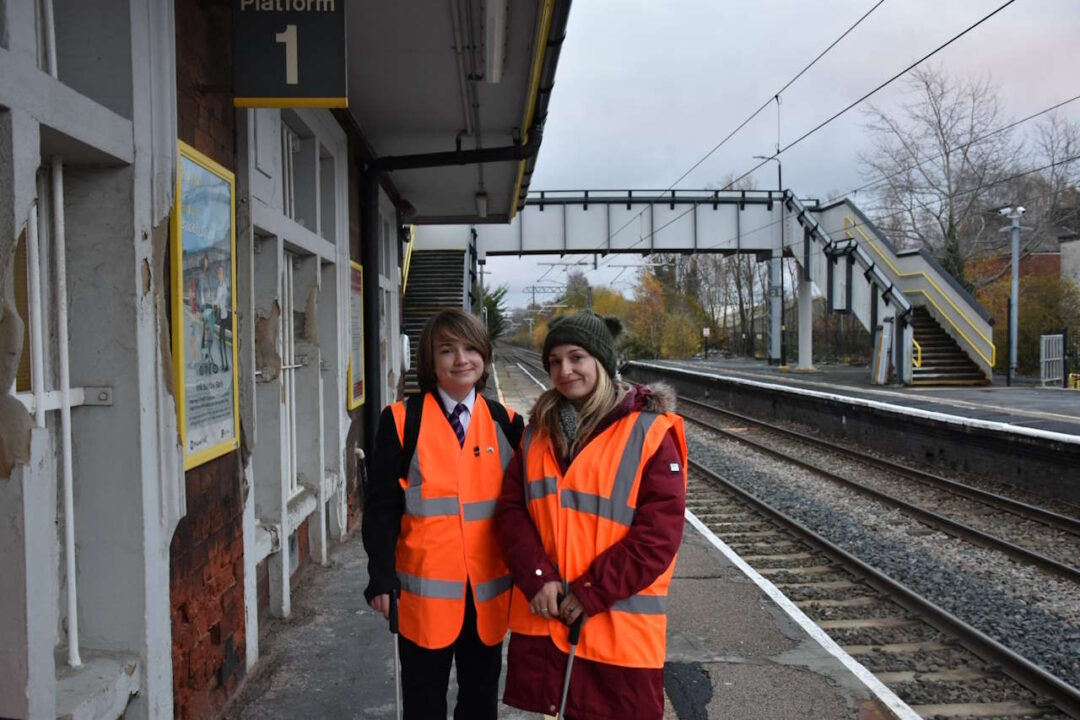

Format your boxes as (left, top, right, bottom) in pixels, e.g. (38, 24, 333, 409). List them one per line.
(508, 410, 688, 669)
(392, 393, 516, 648)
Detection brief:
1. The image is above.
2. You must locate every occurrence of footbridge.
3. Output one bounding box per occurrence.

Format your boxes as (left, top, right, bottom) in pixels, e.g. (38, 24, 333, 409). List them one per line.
(412, 190, 995, 385)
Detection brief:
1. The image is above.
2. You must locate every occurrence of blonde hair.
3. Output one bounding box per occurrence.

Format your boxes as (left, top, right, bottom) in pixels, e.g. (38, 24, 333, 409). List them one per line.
(531, 354, 630, 458)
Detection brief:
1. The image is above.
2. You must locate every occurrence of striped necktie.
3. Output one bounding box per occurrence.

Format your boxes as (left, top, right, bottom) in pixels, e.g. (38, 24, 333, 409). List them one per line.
(449, 403, 466, 447)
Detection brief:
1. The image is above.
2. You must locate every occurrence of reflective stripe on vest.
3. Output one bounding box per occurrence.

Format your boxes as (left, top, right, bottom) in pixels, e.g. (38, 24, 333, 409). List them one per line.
(475, 574, 513, 602)
(560, 412, 658, 526)
(392, 393, 516, 649)
(510, 409, 689, 669)
(528, 476, 558, 500)
(612, 593, 667, 615)
(463, 500, 497, 520)
(398, 572, 464, 600)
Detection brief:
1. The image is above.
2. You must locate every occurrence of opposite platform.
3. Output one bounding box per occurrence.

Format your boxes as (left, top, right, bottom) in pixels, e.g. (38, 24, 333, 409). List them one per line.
(650, 357, 1080, 439)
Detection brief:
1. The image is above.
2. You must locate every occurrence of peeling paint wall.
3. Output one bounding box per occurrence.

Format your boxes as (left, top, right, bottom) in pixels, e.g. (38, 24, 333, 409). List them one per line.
(169, 3, 247, 718)
(0, 295, 32, 475)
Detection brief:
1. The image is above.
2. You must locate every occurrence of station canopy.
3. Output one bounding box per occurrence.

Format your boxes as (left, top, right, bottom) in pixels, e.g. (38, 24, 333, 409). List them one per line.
(346, 1, 569, 224)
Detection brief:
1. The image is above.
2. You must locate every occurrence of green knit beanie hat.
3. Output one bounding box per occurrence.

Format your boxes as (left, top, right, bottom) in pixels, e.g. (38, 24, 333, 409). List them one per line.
(542, 310, 623, 378)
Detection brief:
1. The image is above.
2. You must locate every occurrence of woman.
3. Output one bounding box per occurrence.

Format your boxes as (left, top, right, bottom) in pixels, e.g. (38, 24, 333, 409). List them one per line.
(495, 310, 687, 720)
(362, 309, 523, 720)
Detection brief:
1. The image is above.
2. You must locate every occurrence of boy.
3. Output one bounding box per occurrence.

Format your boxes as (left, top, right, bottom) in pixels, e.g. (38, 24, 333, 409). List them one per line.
(362, 309, 523, 720)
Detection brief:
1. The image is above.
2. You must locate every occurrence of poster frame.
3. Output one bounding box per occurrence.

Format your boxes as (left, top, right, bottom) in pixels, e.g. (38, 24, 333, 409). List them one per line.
(171, 141, 240, 470)
(346, 260, 365, 410)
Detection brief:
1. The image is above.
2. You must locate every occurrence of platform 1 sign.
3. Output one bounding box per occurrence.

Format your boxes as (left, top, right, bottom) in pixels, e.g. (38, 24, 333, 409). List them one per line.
(233, 0, 347, 108)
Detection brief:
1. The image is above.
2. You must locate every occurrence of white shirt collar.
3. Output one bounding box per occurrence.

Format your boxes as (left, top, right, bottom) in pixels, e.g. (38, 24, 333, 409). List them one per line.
(436, 386, 476, 416)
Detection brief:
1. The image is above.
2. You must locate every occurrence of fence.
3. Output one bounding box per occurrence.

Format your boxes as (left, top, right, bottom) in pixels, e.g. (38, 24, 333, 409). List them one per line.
(1040, 333, 1064, 387)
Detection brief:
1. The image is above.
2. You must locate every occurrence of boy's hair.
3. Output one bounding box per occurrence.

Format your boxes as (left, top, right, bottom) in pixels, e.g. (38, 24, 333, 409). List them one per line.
(416, 309, 492, 393)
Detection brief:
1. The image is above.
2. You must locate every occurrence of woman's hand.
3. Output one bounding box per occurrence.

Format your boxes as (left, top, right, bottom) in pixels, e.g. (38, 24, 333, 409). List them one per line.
(370, 593, 390, 619)
(559, 590, 585, 625)
(530, 581, 562, 619)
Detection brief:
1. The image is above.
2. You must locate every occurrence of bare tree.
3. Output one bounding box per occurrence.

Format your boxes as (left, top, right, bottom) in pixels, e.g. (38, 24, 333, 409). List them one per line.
(692, 254, 729, 327)
(860, 65, 1021, 285)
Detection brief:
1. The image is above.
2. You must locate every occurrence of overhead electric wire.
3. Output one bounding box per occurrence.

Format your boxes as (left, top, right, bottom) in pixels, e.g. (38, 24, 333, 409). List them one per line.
(531, 0, 1046, 298)
(564, 149, 1079, 280)
(581, 0, 889, 272)
(594, 0, 1029, 268)
(835, 94, 1080, 201)
(699, 151, 1080, 255)
(725, 0, 1020, 192)
(669, 0, 887, 190)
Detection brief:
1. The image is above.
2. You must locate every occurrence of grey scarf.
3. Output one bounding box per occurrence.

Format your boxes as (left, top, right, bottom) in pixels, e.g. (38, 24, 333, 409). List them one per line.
(557, 399, 579, 454)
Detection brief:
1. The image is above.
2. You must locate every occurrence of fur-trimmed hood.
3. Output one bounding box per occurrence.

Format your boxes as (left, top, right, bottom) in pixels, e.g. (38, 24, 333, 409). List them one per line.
(618, 381, 678, 415)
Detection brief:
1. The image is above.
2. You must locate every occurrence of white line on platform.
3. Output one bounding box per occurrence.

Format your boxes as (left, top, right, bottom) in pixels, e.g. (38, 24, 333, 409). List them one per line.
(492, 363, 505, 405)
(668, 360, 1080, 426)
(516, 362, 548, 390)
(684, 510, 922, 720)
(645, 362, 1080, 445)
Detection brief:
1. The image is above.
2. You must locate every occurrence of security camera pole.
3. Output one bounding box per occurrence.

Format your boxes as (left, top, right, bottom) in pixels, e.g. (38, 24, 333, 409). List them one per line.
(999, 207, 1030, 386)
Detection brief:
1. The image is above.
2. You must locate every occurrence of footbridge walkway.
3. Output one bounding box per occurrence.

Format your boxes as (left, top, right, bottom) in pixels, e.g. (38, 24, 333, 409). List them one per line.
(413, 190, 995, 386)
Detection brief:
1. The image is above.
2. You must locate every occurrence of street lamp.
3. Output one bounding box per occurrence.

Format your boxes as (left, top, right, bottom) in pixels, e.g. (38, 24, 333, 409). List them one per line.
(754, 155, 786, 366)
(999, 207, 1030, 386)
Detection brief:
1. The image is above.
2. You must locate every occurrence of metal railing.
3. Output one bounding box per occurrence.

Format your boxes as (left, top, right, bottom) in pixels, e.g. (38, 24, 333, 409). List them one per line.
(912, 338, 923, 369)
(841, 214, 995, 371)
(15, 162, 82, 668)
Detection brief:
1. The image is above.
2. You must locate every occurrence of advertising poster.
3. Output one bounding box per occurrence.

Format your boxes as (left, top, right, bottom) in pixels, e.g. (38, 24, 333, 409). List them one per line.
(347, 261, 365, 409)
(171, 142, 239, 469)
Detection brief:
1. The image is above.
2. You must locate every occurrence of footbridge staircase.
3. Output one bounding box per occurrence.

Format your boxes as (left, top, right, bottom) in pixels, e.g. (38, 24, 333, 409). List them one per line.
(412, 190, 994, 385)
(400, 245, 475, 393)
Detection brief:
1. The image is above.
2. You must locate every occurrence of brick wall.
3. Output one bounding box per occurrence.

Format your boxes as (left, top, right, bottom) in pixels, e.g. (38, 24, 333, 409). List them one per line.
(970, 253, 1062, 283)
(170, 457, 246, 720)
(176, 0, 233, 169)
(171, 2, 244, 719)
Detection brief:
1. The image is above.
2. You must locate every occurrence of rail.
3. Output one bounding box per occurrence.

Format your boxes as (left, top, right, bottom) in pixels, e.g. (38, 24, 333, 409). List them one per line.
(912, 338, 922, 369)
(838, 211, 995, 373)
(689, 458, 1080, 718)
(401, 224, 414, 294)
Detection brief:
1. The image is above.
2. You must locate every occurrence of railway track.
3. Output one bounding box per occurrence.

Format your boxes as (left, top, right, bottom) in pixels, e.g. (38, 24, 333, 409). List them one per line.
(495, 344, 1080, 717)
(688, 460, 1080, 719)
(679, 396, 1080, 583)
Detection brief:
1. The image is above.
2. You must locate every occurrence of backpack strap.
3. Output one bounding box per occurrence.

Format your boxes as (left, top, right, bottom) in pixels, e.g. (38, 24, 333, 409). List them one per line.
(485, 398, 522, 449)
(398, 392, 425, 480)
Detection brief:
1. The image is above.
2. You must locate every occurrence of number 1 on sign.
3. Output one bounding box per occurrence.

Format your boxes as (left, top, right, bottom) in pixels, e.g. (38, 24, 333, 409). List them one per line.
(275, 24, 298, 85)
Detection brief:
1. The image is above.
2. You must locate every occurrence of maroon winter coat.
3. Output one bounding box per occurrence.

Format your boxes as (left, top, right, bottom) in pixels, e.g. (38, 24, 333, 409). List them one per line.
(494, 383, 686, 720)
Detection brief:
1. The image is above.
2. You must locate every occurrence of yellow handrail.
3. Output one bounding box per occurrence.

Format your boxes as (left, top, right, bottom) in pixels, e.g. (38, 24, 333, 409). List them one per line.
(843, 215, 995, 368)
(401, 224, 415, 295)
(508, 0, 556, 221)
(912, 338, 922, 369)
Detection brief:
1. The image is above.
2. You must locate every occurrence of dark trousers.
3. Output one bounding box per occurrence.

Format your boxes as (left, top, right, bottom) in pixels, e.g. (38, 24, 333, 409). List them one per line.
(398, 587, 502, 720)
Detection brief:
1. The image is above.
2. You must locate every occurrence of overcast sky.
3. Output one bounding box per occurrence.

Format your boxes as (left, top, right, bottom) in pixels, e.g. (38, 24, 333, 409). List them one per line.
(487, 0, 1080, 309)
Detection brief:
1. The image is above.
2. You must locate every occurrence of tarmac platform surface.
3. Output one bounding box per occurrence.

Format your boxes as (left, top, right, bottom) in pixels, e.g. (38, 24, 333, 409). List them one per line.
(224, 353, 917, 719)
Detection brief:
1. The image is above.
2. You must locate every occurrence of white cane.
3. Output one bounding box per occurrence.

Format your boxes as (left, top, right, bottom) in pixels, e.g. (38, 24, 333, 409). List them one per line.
(389, 589, 402, 720)
(557, 612, 583, 718)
